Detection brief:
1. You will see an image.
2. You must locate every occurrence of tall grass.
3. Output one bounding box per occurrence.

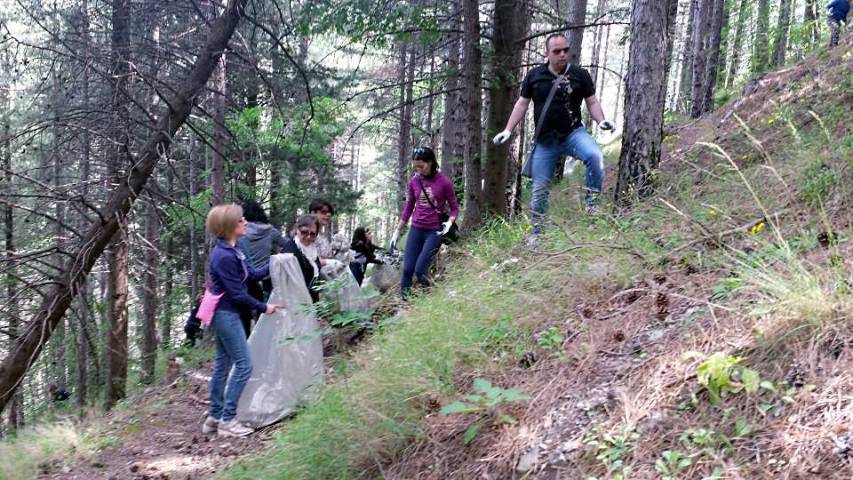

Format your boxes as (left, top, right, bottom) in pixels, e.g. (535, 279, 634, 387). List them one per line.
(0, 422, 96, 480)
(226, 223, 531, 480)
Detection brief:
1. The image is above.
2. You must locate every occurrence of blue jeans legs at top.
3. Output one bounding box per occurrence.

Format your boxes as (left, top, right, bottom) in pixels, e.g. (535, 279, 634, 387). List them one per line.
(530, 127, 604, 232)
(401, 226, 443, 297)
(208, 309, 253, 422)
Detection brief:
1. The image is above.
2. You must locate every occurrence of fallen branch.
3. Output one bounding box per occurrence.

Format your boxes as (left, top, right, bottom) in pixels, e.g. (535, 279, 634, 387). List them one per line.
(670, 210, 788, 254)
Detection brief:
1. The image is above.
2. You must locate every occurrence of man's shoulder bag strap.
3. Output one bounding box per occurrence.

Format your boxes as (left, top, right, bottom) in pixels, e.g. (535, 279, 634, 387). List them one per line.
(521, 65, 569, 178)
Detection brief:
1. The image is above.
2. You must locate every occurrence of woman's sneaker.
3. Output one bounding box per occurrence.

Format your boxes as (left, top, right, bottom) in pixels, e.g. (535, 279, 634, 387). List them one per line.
(217, 419, 254, 437)
(202, 416, 219, 434)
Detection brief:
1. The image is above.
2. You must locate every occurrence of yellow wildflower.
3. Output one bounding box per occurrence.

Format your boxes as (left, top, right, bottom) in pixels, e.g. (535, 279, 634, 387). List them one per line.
(768, 118, 775, 124)
(707, 209, 719, 218)
(750, 222, 766, 235)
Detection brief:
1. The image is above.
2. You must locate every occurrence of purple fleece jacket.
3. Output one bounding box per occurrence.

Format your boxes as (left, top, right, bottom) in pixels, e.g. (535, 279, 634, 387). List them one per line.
(400, 172, 460, 231)
(209, 238, 269, 314)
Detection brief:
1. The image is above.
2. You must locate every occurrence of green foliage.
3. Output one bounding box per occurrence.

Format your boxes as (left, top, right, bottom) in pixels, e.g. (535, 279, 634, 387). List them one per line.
(683, 352, 760, 405)
(710, 277, 744, 301)
(799, 160, 842, 208)
(439, 378, 529, 445)
(537, 326, 564, 357)
(0, 422, 99, 480)
(655, 449, 692, 479)
(585, 425, 639, 480)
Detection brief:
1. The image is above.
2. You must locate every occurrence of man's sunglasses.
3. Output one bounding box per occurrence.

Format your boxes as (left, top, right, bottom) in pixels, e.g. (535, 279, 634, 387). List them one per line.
(299, 229, 318, 238)
(551, 47, 570, 55)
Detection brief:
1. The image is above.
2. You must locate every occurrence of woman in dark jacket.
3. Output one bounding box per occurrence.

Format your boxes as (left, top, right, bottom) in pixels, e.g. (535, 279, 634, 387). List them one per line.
(203, 204, 282, 438)
(349, 227, 383, 286)
(282, 214, 323, 303)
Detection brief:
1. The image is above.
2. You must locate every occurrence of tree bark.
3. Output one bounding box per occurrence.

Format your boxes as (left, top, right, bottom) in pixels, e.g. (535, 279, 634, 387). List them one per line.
(678, 0, 698, 112)
(725, 0, 749, 88)
(211, 56, 227, 205)
(105, 0, 132, 411)
(396, 41, 414, 212)
(615, 0, 677, 207)
(484, 0, 528, 216)
(701, 0, 726, 113)
(689, 0, 712, 118)
(0, 0, 250, 414)
(752, 0, 770, 75)
(566, 0, 589, 65)
(589, 0, 607, 86)
(462, 0, 483, 230)
(441, 0, 465, 192)
(803, 0, 817, 50)
(771, 0, 791, 67)
(140, 198, 159, 385)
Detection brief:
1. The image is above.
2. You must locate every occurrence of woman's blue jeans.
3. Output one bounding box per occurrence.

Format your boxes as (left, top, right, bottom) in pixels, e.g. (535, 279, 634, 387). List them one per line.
(208, 309, 253, 421)
(401, 226, 442, 297)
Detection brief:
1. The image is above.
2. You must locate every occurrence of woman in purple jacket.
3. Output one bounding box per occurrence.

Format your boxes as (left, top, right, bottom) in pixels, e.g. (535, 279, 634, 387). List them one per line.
(391, 147, 460, 298)
(202, 204, 283, 437)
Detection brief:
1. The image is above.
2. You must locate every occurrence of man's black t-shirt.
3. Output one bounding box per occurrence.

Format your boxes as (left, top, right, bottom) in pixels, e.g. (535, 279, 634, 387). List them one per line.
(520, 63, 595, 140)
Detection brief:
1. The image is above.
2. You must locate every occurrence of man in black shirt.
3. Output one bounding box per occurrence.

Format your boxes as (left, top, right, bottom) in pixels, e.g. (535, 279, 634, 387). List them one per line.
(493, 33, 614, 234)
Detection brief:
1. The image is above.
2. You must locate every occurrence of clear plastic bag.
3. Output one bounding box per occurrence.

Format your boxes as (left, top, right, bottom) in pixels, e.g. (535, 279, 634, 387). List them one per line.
(235, 254, 324, 428)
(321, 262, 370, 313)
(367, 251, 401, 293)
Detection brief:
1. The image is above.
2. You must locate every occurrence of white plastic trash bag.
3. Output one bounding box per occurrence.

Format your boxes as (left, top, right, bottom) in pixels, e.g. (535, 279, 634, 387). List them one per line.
(235, 254, 323, 428)
(368, 252, 401, 293)
(321, 262, 370, 313)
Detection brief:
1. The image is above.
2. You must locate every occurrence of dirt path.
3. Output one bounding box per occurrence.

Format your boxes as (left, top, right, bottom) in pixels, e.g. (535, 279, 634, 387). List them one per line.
(40, 360, 273, 480)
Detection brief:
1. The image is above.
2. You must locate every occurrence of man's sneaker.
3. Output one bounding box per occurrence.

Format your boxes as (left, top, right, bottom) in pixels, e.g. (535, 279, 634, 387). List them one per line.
(585, 205, 604, 216)
(202, 416, 219, 434)
(217, 419, 254, 437)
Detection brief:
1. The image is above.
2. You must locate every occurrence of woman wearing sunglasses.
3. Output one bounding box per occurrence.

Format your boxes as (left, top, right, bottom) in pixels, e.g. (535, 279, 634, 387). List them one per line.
(391, 146, 459, 299)
(282, 214, 324, 303)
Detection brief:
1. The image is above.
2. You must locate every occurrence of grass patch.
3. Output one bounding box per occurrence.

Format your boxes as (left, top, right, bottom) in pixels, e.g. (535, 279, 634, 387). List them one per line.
(0, 422, 101, 480)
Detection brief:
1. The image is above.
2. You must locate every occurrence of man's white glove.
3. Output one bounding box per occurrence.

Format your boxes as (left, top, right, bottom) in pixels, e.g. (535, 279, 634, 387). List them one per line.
(438, 219, 454, 236)
(492, 130, 512, 145)
(389, 229, 400, 251)
(599, 120, 615, 131)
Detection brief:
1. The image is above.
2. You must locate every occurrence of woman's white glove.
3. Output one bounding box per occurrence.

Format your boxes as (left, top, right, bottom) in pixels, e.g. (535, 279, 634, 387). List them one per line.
(492, 130, 512, 145)
(325, 259, 345, 272)
(389, 229, 400, 251)
(439, 219, 454, 236)
(599, 120, 615, 131)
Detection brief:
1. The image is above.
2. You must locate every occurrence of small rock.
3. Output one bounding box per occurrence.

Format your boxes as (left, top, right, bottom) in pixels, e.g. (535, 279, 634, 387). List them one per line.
(191, 435, 199, 444)
(516, 447, 539, 473)
(130, 463, 141, 473)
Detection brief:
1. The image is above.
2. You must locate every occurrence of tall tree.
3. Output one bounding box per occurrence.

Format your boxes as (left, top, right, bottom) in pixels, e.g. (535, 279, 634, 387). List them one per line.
(441, 0, 464, 192)
(462, 0, 483, 230)
(484, 0, 528, 215)
(689, 0, 712, 118)
(725, 0, 750, 88)
(0, 0, 251, 414)
(678, 0, 698, 112)
(589, 0, 608, 86)
(104, 0, 132, 410)
(615, 0, 678, 206)
(771, 0, 792, 67)
(803, 0, 818, 49)
(700, 0, 726, 113)
(396, 41, 414, 212)
(566, 0, 589, 65)
(752, 0, 770, 75)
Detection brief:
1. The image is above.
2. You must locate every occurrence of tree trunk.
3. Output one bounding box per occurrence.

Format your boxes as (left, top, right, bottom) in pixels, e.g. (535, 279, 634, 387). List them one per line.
(689, 0, 712, 118)
(752, 0, 770, 75)
(725, 0, 749, 88)
(441, 0, 465, 192)
(566, 0, 589, 65)
(0, 0, 251, 414)
(701, 0, 726, 113)
(615, 0, 676, 207)
(140, 198, 159, 385)
(484, 0, 528, 216)
(211, 55, 227, 205)
(396, 41, 414, 212)
(462, 0, 483, 230)
(678, 0, 698, 112)
(589, 0, 607, 86)
(771, 0, 791, 67)
(105, 0, 132, 411)
(803, 0, 817, 49)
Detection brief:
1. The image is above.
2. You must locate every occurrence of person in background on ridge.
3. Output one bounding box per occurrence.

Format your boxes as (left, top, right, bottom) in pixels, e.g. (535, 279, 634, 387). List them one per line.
(238, 199, 286, 336)
(827, 0, 851, 47)
(492, 33, 615, 243)
(390, 146, 459, 299)
(202, 204, 283, 438)
(349, 227, 383, 286)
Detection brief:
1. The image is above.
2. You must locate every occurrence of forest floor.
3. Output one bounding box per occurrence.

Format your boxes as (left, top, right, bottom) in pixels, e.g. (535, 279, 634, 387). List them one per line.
(37, 358, 273, 480)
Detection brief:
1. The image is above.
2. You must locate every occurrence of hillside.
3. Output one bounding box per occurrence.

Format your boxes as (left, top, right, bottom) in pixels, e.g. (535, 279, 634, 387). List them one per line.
(227, 38, 851, 479)
(4, 37, 849, 480)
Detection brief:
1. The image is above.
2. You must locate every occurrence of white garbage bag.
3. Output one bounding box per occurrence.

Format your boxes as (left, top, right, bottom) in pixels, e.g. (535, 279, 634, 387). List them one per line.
(235, 254, 324, 428)
(321, 262, 370, 314)
(367, 252, 401, 293)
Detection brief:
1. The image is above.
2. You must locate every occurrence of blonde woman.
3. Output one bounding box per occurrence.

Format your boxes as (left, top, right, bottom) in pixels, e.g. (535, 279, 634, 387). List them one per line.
(202, 204, 283, 437)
